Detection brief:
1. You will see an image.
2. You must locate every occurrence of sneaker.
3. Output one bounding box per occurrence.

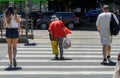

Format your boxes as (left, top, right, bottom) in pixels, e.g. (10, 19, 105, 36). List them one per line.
(107, 58, 116, 64)
(13, 58, 17, 67)
(54, 57, 59, 60)
(8, 64, 12, 68)
(101, 59, 107, 65)
(60, 57, 64, 60)
(108, 58, 112, 63)
(4, 64, 12, 70)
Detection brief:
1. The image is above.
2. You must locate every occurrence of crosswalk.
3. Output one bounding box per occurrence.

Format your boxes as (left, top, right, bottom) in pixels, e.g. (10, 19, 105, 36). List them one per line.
(0, 31, 120, 78)
(0, 44, 119, 77)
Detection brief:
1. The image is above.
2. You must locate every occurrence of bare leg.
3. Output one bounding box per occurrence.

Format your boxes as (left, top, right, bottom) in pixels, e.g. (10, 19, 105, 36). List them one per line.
(102, 45, 107, 59)
(6, 38, 12, 65)
(101, 45, 107, 64)
(107, 45, 113, 63)
(12, 38, 18, 59)
(12, 38, 18, 67)
(107, 45, 111, 58)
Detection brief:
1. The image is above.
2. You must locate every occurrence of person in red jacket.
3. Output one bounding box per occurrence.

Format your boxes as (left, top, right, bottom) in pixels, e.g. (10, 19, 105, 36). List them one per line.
(48, 15, 71, 59)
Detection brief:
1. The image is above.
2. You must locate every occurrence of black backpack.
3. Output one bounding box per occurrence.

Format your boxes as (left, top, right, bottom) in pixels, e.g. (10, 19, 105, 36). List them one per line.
(110, 14, 119, 36)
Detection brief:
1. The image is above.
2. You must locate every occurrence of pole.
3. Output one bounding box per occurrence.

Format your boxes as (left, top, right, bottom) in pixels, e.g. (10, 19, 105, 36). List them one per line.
(24, 0, 30, 38)
(9, 1, 14, 6)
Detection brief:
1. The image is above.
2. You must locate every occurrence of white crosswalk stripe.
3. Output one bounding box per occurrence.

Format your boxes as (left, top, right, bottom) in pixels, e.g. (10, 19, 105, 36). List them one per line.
(0, 45, 118, 76)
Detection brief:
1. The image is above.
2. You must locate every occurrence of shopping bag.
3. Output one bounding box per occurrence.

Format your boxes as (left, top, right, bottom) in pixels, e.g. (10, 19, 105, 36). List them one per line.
(63, 37, 71, 49)
(51, 41, 58, 54)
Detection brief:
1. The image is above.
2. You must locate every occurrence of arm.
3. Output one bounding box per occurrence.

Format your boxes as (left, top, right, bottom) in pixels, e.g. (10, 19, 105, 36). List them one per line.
(96, 15, 101, 33)
(18, 19, 21, 34)
(48, 23, 54, 41)
(16, 14, 21, 34)
(96, 25, 100, 33)
(49, 30, 54, 41)
(3, 17, 6, 29)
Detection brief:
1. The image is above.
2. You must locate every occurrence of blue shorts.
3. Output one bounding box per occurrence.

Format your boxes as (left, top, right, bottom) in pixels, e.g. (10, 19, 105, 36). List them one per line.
(6, 28, 19, 38)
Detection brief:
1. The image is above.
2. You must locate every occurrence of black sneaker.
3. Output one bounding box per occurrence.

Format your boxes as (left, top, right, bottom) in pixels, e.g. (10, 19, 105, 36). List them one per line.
(13, 58, 17, 67)
(108, 58, 112, 63)
(101, 59, 107, 65)
(107, 58, 116, 65)
(60, 57, 64, 60)
(54, 57, 59, 60)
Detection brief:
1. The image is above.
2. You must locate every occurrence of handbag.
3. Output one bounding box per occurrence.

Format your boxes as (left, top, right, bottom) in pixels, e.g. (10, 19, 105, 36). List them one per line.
(63, 37, 71, 49)
(51, 41, 58, 54)
(110, 14, 119, 36)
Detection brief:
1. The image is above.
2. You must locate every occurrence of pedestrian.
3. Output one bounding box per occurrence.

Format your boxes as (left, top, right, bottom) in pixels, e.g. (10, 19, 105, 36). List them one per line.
(3, 6, 21, 68)
(48, 15, 71, 60)
(96, 5, 119, 65)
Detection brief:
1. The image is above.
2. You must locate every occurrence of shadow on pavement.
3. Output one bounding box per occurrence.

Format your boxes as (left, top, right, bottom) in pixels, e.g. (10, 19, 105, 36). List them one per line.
(4, 67, 22, 71)
(51, 58, 72, 61)
(101, 61, 116, 66)
(24, 43, 37, 46)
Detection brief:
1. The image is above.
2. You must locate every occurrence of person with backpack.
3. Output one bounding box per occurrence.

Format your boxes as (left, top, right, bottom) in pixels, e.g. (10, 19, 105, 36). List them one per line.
(96, 5, 119, 65)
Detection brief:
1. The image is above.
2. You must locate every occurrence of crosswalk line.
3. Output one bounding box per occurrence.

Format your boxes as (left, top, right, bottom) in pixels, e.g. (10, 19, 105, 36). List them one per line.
(17, 48, 120, 51)
(5, 55, 118, 58)
(18, 45, 120, 47)
(17, 51, 119, 54)
(0, 71, 113, 75)
(0, 66, 115, 68)
(1, 59, 117, 62)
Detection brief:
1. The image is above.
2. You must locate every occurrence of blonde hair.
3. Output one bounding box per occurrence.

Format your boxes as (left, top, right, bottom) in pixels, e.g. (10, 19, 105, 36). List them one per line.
(14, 13, 20, 23)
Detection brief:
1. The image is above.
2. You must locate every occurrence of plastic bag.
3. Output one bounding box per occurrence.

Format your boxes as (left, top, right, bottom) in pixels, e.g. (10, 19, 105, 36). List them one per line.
(63, 37, 71, 49)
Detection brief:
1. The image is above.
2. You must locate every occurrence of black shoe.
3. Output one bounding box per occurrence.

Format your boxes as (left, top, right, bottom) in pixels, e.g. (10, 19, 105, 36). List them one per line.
(60, 57, 64, 60)
(101, 59, 107, 65)
(54, 57, 59, 60)
(13, 58, 17, 67)
(4, 64, 12, 70)
(107, 58, 116, 65)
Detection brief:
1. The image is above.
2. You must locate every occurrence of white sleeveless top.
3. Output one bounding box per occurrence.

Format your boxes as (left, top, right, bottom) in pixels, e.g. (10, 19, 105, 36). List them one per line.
(5, 14, 19, 28)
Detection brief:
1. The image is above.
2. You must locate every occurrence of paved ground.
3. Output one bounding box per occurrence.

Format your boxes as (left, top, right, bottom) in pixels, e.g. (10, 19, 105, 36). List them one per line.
(0, 30, 120, 78)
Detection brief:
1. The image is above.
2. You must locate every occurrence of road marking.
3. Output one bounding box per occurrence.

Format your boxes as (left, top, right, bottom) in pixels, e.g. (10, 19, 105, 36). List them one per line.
(0, 71, 113, 75)
(17, 51, 119, 54)
(17, 48, 120, 51)
(19, 45, 120, 48)
(0, 66, 115, 68)
(1, 59, 117, 62)
(5, 55, 117, 58)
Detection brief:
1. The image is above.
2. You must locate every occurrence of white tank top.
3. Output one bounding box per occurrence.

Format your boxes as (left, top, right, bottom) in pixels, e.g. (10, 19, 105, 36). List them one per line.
(5, 15, 19, 28)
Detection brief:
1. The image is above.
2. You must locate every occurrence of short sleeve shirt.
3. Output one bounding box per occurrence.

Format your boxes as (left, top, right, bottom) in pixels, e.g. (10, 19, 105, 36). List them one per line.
(48, 20, 66, 39)
(96, 12, 111, 37)
(96, 12, 119, 37)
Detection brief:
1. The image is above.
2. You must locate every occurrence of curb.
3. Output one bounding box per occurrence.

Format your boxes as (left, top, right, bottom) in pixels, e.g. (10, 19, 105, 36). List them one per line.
(0, 37, 29, 43)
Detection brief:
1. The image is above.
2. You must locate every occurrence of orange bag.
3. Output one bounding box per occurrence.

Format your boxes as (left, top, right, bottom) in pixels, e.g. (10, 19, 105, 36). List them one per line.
(51, 41, 58, 54)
